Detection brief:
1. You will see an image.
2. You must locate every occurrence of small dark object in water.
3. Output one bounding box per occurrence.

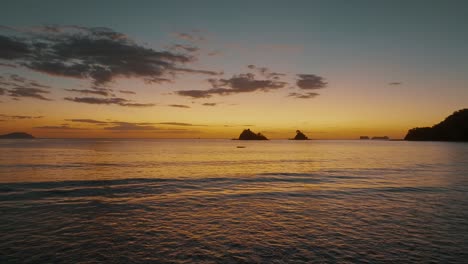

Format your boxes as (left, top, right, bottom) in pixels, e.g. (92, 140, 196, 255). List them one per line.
(237, 146, 246, 148)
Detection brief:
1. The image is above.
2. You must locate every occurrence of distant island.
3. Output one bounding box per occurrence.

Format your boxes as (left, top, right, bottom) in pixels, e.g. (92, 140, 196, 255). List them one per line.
(238, 129, 268, 140)
(360, 136, 389, 140)
(291, 130, 309, 140)
(405, 109, 468, 141)
(372, 136, 389, 140)
(0, 132, 35, 139)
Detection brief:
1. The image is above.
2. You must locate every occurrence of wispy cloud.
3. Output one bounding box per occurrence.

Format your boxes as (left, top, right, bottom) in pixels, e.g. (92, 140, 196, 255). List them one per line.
(118, 90, 136, 95)
(158, 122, 193, 126)
(172, 67, 223, 76)
(0, 62, 17, 68)
(388, 82, 402, 85)
(168, 104, 190, 108)
(173, 32, 204, 42)
(34, 125, 87, 130)
(64, 97, 155, 107)
(0, 114, 43, 119)
(103, 123, 159, 131)
(1, 74, 52, 100)
(8, 87, 51, 100)
(247, 65, 286, 80)
(64, 118, 109, 124)
(65, 88, 112, 96)
(288, 92, 320, 99)
(64, 119, 209, 129)
(170, 44, 199, 53)
(157, 122, 208, 127)
(176, 73, 287, 98)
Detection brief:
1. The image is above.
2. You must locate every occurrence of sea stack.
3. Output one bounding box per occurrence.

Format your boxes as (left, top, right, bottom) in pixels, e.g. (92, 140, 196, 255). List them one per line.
(0, 132, 35, 139)
(292, 130, 309, 140)
(238, 129, 268, 140)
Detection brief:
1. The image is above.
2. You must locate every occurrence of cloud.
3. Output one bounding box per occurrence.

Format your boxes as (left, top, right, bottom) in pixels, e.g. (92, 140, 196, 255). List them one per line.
(0, 35, 31, 60)
(388, 82, 402, 85)
(176, 89, 212, 98)
(173, 32, 204, 42)
(1, 74, 51, 89)
(202, 103, 217, 106)
(8, 87, 51, 100)
(65, 88, 112, 96)
(172, 67, 222, 76)
(223, 124, 255, 127)
(118, 90, 136, 95)
(170, 44, 199, 53)
(65, 119, 157, 126)
(296, 74, 327, 90)
(34, 125, 87, 130)
(64, 118, 109, 124)
(176, 73, 287, 98)
(157, 122, 208, 127)
(168, 104, 190, 108)
(0, 74, 52, 100)
(247, 64, 286, 79)
(64, 119, 208, 129)
(289, 75, 326, 98)
(64, 96, 154, 107)
(0, 62, 17, 68)
(157, 122, 194, 126)
(0, 114, 43, 119)
(288, 92, 320, 99)
(0, 26, 220, 87)
(103, 123, 159, 131)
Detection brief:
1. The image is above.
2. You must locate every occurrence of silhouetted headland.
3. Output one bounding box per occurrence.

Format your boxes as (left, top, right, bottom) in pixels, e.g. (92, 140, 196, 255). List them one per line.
(360, 136, 370, 140)
(0, 132, 35, 139)
(405, 109, 468, 141)
(238, 129, 268, 140)
(291, 130, 309, 140)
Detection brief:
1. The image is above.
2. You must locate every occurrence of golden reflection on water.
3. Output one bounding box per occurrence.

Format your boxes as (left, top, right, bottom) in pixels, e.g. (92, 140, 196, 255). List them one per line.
(0, 139, 465, 186)
(1, 139, 468, 262)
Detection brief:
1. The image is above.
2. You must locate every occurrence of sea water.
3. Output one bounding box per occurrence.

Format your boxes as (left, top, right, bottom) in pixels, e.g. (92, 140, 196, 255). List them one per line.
(1, 139, 467, 263)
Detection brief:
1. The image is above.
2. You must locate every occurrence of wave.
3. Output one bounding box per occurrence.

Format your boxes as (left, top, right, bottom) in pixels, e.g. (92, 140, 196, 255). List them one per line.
(0, 173, 453, 204)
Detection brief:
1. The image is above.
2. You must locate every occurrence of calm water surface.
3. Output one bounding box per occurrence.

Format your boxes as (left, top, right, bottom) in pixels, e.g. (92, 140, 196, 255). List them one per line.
(1, 139, 467, 263)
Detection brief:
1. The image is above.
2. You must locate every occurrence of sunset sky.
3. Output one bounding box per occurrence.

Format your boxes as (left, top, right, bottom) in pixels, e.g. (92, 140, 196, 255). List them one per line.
(1, 0, 467, 139)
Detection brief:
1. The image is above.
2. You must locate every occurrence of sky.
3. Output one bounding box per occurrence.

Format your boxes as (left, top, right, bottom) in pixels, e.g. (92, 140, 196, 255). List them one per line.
(1, 0, 467, 139)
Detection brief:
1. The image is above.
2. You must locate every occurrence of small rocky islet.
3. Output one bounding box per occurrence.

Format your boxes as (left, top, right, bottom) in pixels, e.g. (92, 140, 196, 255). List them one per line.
(238, 129, 268, 140)
(291, 130, 309, 140)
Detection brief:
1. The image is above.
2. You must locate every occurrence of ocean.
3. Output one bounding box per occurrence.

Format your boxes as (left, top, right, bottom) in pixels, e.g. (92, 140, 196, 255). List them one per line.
(1, 139, 467, 263)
